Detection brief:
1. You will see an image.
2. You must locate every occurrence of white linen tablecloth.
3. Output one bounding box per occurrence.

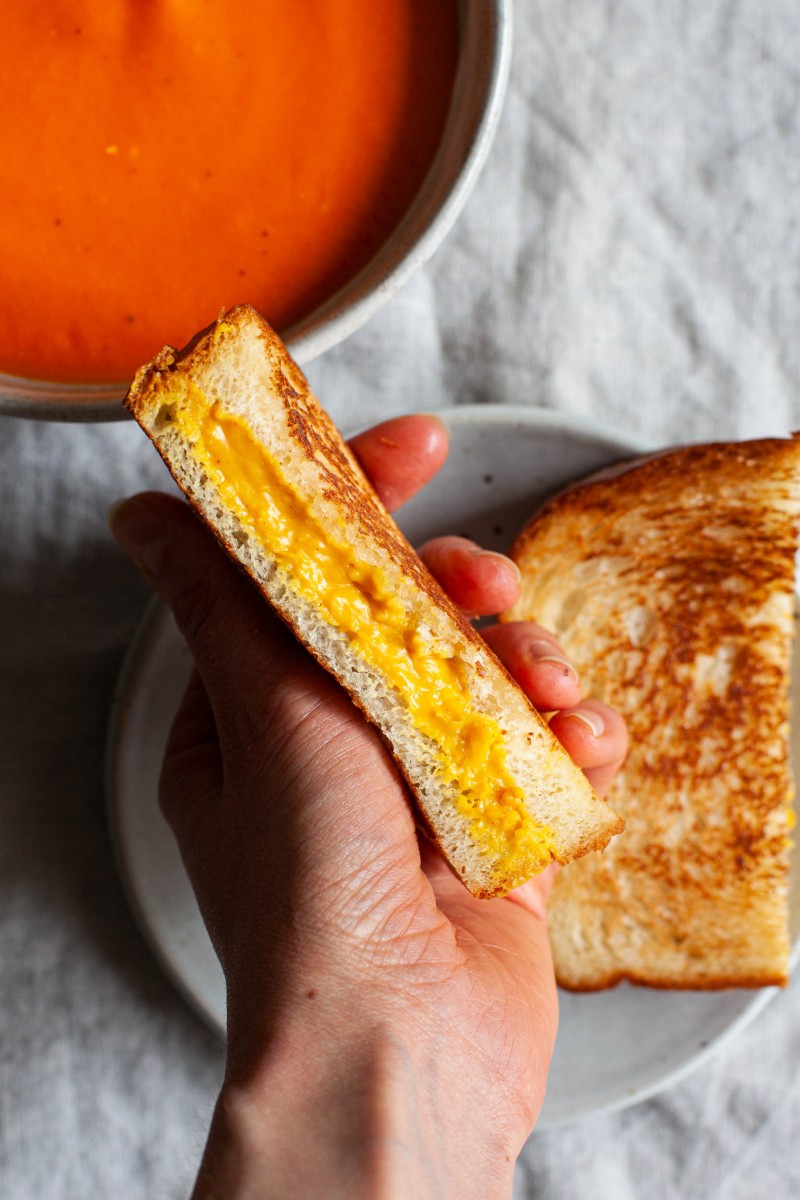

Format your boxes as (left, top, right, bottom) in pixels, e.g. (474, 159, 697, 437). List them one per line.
(2, 2, 799, 1196)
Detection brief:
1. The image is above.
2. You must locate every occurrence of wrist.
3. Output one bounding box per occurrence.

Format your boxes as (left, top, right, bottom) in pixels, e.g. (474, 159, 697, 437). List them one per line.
(193, 1001, 521, 1200)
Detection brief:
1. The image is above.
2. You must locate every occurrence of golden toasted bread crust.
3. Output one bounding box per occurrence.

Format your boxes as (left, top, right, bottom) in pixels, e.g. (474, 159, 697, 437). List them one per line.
(505, 436, 800, 988)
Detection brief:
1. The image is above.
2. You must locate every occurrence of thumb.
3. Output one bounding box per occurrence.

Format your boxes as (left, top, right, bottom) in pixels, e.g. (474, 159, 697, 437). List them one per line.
(109, 491, 333, 762)
(110, 491, 419, 911)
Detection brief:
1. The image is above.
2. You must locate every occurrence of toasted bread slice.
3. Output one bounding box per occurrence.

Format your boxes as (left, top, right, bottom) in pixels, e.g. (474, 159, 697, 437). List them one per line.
(504, 436, 800, 986)
(125, 306, 623, 898)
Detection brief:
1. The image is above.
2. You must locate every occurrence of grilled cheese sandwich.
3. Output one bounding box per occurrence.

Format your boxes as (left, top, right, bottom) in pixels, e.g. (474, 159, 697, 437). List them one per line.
(505, 436, 800, 985)
(126, 305, 623, 897)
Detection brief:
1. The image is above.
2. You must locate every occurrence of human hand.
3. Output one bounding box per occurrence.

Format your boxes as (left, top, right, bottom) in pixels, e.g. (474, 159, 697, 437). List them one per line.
(110, 415, 627, 1200)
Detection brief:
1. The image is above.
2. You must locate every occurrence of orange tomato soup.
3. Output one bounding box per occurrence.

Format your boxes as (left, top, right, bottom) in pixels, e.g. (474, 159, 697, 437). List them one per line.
(0, 1, 458, 383)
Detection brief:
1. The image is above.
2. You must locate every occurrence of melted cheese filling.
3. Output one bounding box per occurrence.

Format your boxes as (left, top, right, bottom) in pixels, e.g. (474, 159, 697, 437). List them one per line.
(165, 389, 556, 878)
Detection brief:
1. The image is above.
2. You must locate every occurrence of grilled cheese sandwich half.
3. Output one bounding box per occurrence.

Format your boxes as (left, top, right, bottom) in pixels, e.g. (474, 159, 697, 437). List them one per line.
(504, 436, 800, 985)
(125, 305, 623, 897)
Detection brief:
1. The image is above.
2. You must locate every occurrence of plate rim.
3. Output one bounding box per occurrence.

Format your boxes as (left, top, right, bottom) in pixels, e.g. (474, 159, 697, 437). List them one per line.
(105, 598, 230, 1035)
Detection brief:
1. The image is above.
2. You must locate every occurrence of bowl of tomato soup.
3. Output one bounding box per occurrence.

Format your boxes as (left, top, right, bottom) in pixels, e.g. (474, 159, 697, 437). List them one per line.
(0, 0, 510, 421)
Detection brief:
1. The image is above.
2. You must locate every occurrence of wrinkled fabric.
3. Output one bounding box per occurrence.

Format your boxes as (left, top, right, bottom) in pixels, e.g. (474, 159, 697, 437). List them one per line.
(2, 1, 799, 1196)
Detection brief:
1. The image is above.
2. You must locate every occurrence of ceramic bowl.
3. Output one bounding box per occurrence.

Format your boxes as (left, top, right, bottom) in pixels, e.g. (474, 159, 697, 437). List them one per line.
(0, 0, 511, 422)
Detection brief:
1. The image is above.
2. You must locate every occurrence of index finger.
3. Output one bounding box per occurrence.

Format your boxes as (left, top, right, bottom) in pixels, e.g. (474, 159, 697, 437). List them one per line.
(349, 415, 449, 512)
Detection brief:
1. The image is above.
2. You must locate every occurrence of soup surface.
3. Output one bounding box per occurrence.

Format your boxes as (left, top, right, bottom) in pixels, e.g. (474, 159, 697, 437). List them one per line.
(0, 1, 458, 383)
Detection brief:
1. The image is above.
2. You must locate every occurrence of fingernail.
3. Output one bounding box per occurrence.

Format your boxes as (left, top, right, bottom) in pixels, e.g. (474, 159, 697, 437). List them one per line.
(527, 640, 578, 679)
(473, 549, 521, 583)
(562, 708, 605, 738)
(108, 496, 169, 582)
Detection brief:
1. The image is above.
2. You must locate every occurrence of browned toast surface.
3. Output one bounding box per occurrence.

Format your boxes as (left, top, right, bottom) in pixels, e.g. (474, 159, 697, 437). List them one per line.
(505, 436, 800, 987)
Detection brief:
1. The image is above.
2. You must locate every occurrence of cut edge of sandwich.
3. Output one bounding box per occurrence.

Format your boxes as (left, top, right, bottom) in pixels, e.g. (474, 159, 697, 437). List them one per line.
(125, 305, 624, 899)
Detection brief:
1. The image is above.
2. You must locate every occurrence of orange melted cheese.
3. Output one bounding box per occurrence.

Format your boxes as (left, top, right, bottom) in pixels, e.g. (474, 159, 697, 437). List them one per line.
(167, 389, 557, 877)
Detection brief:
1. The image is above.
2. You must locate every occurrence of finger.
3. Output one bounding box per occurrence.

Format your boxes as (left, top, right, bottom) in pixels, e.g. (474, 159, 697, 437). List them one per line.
(480, 622, 583, 711)
(417, 536, 521, 616)
(548, 699, 629, 797)
(348, 415, 449, 512)
(504, 864, 559, 920)
(419, 839, 555, 921)
(582, 759, 627, 798)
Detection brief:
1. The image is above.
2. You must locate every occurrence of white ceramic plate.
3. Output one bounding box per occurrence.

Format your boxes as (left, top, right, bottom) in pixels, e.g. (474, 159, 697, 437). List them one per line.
(105, 404, 800, 1127)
